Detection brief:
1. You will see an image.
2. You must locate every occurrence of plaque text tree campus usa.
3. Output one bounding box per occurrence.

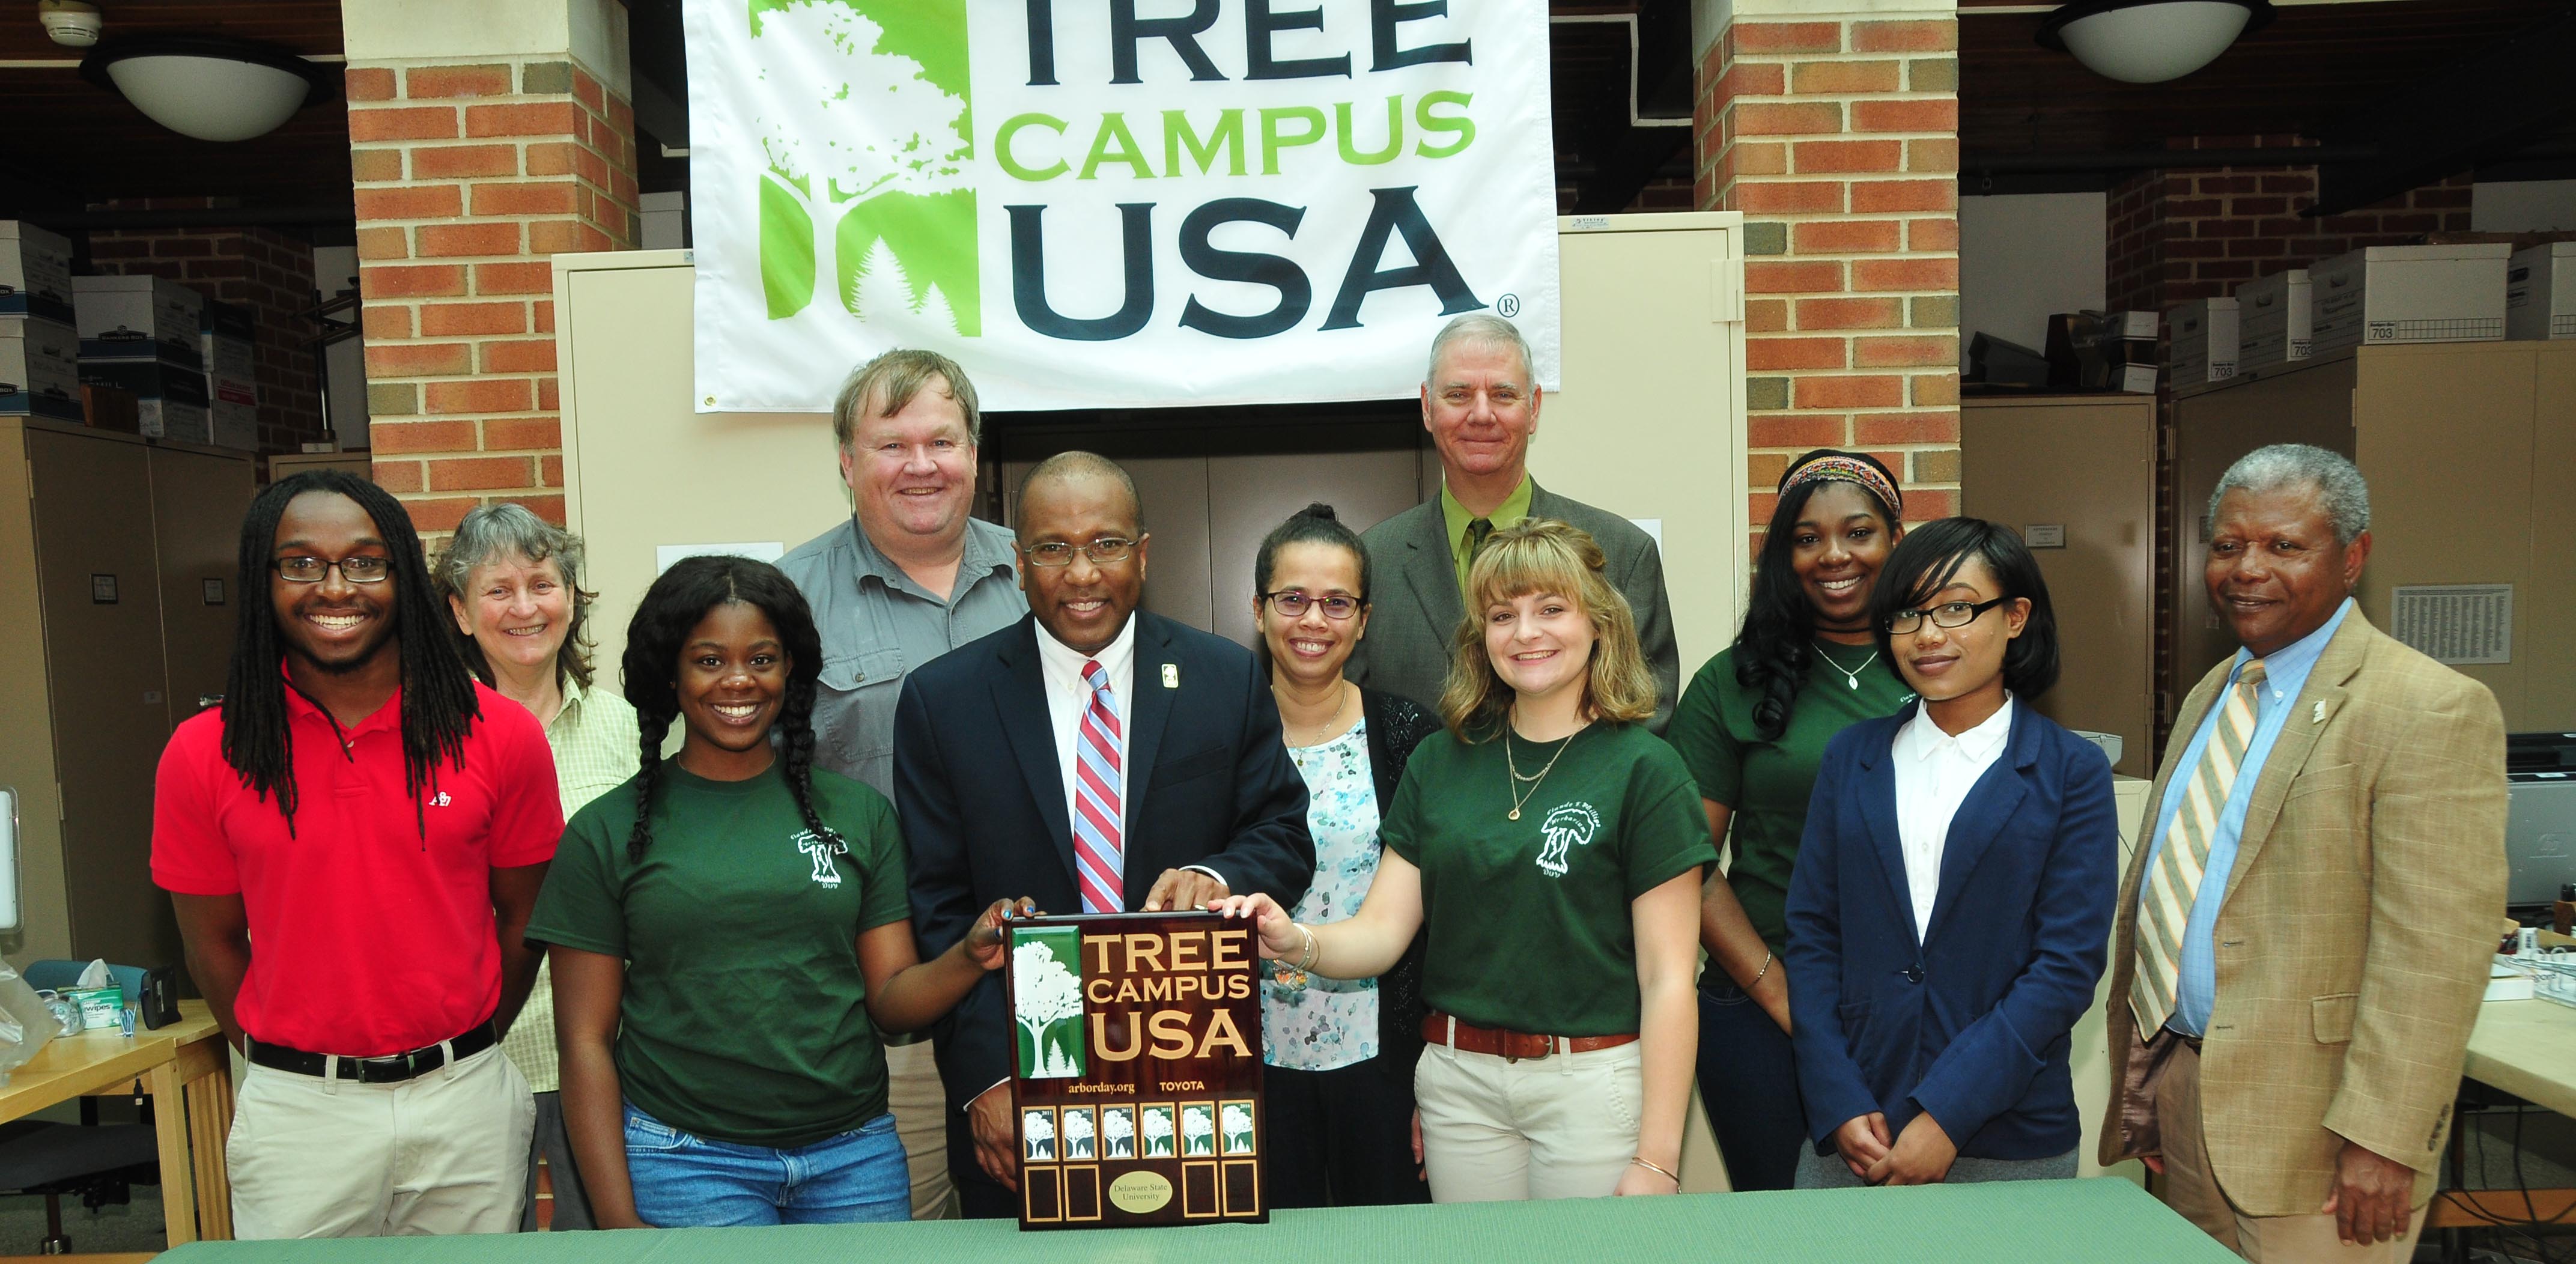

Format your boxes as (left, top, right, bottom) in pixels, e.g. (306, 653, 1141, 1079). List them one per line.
(1007, 911, 1267, 1228)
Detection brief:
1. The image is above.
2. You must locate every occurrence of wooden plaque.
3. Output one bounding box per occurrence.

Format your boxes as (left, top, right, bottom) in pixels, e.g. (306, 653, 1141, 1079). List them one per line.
(1007, 910, 1266, 1229)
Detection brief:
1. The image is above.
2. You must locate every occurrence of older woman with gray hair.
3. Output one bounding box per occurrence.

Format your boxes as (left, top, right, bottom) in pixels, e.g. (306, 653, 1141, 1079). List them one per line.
(435, 502, 640, 1232)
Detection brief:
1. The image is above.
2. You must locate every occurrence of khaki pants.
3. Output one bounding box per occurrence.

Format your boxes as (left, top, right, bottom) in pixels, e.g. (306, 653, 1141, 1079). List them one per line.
(2154, 1037, 2428, 1263)
(885, 1039, 955, 1220)
(1413, 1039, 1642, 1202)
(228, 1043, 533, 1239)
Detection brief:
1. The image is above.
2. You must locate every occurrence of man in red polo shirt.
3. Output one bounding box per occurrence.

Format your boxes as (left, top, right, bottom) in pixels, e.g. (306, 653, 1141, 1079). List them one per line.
(153, 470, 561, 1238)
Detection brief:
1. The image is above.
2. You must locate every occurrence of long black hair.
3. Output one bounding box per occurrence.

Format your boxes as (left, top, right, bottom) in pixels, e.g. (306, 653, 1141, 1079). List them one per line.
(220, 469, 481, 837)
(1867, 517, 2061, 698)
(1249, 502, 1370, 676)
(619, 555, 836, 862)
(1732, 449, 1903, 741)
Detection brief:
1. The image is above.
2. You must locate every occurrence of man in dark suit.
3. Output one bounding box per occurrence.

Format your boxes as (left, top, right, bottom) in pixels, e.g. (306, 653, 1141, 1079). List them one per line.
(1348, 314, 1679, 731)
(896, 451, 1314, 1218)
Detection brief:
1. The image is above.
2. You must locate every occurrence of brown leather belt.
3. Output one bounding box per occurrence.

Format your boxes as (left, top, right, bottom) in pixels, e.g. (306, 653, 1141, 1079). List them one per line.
(1423, 1011, 1638, 1063)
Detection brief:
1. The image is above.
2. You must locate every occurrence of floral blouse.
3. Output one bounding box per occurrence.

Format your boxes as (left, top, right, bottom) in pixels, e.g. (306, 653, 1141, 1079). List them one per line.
(1263, 719, 1382, 1071)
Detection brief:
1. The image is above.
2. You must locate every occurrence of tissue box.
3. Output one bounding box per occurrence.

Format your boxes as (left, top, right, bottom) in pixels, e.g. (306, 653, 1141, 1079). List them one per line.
(61, 985, 123, 1030)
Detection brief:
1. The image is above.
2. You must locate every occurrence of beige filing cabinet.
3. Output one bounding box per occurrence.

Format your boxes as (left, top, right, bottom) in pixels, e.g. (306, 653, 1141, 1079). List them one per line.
(1961, 395, 2157, 778)
(2170, 342, 2575, 730)
(0, 418, 255, 973)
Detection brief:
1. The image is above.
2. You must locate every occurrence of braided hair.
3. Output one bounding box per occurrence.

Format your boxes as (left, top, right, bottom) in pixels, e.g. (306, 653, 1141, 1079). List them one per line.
(219, 469, 481, 837)
(1732, 449, 1902, 741)
(619, 555, 838, 862)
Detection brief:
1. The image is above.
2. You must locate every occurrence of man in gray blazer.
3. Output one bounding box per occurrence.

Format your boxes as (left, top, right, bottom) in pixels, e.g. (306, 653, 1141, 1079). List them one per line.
(1348, 314, 1679, 732)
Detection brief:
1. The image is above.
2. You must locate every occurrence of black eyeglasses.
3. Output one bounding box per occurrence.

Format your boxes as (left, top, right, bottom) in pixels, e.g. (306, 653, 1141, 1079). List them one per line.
(1023, 538, 1137, 568)
(1884, 595, 2008, 635)
(1259, 591, 1364, 621)
(273, 556, 393, 585)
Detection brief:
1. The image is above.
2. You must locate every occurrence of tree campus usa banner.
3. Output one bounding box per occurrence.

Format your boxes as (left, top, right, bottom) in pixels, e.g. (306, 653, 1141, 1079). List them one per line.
(684, 0, 1562, 413)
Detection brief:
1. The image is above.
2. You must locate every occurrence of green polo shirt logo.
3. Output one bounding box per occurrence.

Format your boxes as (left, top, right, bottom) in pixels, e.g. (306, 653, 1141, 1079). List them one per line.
(1536, 801, 1602, 877)
(794, 829, 843, 889)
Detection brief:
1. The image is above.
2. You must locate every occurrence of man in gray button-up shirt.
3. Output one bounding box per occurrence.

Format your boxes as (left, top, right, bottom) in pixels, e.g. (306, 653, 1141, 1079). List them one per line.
(776, 348, 1025, 1219)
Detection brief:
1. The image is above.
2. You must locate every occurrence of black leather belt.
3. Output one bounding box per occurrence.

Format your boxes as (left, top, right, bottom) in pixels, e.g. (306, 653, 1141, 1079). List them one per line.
(249, 1021, 496, 1083)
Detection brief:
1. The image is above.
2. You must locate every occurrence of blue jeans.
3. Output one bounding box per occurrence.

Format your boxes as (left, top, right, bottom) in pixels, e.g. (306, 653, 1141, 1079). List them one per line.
(624, 1102, 908, 1227)
(1695, 971, 1806, 1193)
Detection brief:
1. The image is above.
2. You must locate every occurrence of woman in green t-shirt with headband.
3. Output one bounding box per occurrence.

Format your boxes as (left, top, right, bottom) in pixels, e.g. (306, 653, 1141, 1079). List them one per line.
(1214, 520, 1712, 1202)
(1664, 449, 1910, 1193)
(529, 556, 1034, 1229)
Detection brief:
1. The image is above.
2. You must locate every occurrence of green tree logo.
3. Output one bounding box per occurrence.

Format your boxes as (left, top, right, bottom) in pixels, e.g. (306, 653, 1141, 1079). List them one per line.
(750, 0, 979, 335)
(1012, 929, 1086, 1078)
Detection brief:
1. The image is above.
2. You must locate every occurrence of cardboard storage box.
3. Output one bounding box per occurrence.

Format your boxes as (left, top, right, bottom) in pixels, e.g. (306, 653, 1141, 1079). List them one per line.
(2506, 242, 2576, 341)
(1, 315, 80, 405)
(2308, 244, 2509, 353)
(2237, 269, 2311, 369)
(80, 350, 211, 442)
(73, 275, 205, 365)
(211, 400, 258, 451)
(2169, 297, 2239, 387)
(0, 221, 74, 320)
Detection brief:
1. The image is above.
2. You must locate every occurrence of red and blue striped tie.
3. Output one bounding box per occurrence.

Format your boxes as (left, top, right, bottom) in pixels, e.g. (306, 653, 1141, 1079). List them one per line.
(1072, 660, 1125, 914)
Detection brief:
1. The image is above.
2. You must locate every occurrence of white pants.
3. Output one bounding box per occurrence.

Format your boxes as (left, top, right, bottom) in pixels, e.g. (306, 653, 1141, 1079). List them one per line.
(228, 1042, 533, 1238)
(1413, 1040, 1643, 1202)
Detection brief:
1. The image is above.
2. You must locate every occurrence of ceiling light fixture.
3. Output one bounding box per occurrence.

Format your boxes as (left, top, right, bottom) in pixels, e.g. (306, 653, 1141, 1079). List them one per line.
(78, 35, 334, 142)
(2036, 0, 2276, 85)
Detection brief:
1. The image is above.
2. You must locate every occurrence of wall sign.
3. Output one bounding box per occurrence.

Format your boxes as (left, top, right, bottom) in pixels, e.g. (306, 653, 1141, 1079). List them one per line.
(685, 0, 1562, 412)
(1009, 910, 1265, 1227)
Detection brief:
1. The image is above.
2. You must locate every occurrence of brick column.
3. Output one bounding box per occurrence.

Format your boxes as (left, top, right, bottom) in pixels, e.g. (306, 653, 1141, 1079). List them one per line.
(84, 199, 328, 452)
(1694, 2, 1960, 547)
(341, 0, 638, 537)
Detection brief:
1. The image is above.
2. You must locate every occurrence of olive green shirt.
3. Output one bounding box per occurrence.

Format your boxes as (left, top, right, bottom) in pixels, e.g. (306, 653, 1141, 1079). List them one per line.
(1384, 722, 1713, 1036)
(1438, 476, 1534, 601)
(1664, 643, 1912, 949)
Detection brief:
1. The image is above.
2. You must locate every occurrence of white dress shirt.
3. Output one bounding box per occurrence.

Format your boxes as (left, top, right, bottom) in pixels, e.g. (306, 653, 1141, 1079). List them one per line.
(1029, 615, 1229, 895)
(1033, 615, 1136, 834)
(1891, 696, 2014, 941)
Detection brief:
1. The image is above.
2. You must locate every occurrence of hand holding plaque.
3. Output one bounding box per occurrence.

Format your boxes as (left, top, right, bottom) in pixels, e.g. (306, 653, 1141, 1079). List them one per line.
(1206, 893, 1305, 958)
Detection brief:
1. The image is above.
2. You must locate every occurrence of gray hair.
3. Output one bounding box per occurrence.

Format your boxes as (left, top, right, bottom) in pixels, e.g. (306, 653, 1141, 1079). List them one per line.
(1424, 313, 1536, 387)
(433, 502, 598, 690)
(2205, 444, 2371, 544)
(833, 348, 982, 449)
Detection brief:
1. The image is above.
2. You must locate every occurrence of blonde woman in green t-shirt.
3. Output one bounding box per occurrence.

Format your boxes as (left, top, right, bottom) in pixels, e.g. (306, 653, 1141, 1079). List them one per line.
(1214, 520, 1712, 1202)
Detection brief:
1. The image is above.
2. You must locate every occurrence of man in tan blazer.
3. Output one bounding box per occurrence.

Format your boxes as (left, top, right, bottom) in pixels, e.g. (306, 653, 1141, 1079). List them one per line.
(2101, 444, 2506, 1261)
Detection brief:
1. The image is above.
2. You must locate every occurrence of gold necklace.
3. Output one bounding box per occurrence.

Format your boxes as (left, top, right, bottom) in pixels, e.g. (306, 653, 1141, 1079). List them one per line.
(1504, 722, 1581, 821)
(1282, 681, 1350, 768)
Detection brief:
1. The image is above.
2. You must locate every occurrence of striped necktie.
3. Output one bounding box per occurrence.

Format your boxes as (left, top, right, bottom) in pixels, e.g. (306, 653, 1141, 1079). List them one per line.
(2130, 658, 2268, 1036)
(1072, 660, 1125, 914)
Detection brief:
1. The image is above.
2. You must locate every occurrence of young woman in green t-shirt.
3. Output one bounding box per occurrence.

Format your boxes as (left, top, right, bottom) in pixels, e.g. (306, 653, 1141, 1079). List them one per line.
(1215, 520, 1712, 1202)
(531, 556, 1031, 1229)
(1663, 449, 1909, 1191)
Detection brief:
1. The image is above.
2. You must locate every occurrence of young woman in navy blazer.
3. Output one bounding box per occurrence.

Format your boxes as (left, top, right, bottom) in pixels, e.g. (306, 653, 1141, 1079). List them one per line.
(1782, 518, 2118, 1186)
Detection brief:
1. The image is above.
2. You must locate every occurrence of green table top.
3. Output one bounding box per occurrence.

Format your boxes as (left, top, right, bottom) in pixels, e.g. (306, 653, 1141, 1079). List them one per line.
(160, 1177, 2235, 1263)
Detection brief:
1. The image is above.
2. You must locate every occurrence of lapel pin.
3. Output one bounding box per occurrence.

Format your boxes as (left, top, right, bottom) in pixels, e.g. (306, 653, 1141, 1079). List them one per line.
(1162, 663, 1179, 689)
(2312, 700, 2325, 724)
